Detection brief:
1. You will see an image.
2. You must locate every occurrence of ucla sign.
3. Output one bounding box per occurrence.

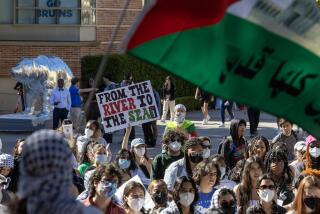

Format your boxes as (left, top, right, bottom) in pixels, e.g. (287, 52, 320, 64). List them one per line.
(37, 0, 73, 18)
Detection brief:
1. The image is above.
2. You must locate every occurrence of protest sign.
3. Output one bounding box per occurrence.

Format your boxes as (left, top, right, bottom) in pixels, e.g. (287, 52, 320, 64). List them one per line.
(96, 81, 160, 133)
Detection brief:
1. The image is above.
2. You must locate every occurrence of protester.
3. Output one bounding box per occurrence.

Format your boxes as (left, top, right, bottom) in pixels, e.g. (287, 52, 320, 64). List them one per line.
(83, 77, 100, 121)
(161, 76, 176, 122)
(121, 128, 151, 186)
(209, 188, 237, 214)
(219, 100, 234, 127)
(164, 138, 204, 191)
(50, 78, 71, 129)
(151, 128, 187, 180)
(264, 149, 294, 206)
(78, 141, 111, 178)
(229, 159, 246, 184)
(211, 155, 236, 190)
(288, 175, 320, 214)
(77, 120, 108, 156)
(193, 161, 220, 213)
(218, 119, 247, 170)
(248, 136, 270, 161)
(142, 87, 161, 147)
(170, 176, 198, 214)
(115, 149, 134, 184)
(80, 165, 124, 213)
(234, 157, 264, 214)
(9, 129, 101, 214)
(247, 107, 260, 137)
(130, 138, 152, 186)
(0, 154, 14, 178)
(69, 77, 96, 133)
(195, 88, 212, 125)
(304, 135, 320, 171)
(122, 181, 147, 214)
(148, 180, 170, 213)
(164, 104, 197, 138)
(290, 141, 306, 178)
(271, 118, 299, 161)
(98, 74, 118, 144)
(246, 173, 286, 214)
(8, 139, 25, 193)
(200, 137, 212, 160)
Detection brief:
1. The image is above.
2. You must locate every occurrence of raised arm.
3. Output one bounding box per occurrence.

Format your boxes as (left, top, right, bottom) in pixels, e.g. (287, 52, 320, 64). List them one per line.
(121, 126, 132, 150)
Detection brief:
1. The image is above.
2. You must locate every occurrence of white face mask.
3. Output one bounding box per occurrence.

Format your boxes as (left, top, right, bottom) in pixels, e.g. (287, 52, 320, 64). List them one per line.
(134, 147, 146, 157)
(95, 154, 109, 165)
(309, 147, 320, 158)
(202, 148, 210, 159)
(174, 112, 186, 123)
(168, 141, 181, 152)
(219, 166, 226, 179)
(85, 128, 94, 138)
(179, 192, 194, 207)
(127, 198, 145, 211)
(258, 189, 275, 203)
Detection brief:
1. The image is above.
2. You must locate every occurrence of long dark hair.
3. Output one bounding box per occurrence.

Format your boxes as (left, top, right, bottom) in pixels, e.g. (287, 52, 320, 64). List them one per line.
(249, 136, 270, 160)
(173, 176, 198, 213)
(115, 149, 138, 171)
(238, 157, 265, 214)
(264, 149, 293, 186)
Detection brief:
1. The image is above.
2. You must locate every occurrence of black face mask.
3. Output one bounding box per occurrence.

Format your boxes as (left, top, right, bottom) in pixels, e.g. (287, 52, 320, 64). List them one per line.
(221, 202, 236, 214)
(189, 153, 203, 164)
(153, 191, 167, 205)
(304, 197, 320, 210)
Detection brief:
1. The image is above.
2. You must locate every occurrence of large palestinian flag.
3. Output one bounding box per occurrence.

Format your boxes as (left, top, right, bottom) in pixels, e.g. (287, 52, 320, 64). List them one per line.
(124, 0, 320, 138)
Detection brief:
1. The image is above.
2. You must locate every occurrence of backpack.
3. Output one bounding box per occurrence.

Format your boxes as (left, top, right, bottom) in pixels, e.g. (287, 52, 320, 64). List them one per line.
(218, 136, 233, 155)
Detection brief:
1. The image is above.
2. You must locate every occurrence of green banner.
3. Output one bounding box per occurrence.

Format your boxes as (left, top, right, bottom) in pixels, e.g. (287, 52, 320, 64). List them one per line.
(129, 13, 320, 138)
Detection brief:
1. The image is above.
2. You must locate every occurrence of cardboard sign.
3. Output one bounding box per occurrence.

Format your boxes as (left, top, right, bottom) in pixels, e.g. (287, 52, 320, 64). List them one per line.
(96, 81, 160, 133)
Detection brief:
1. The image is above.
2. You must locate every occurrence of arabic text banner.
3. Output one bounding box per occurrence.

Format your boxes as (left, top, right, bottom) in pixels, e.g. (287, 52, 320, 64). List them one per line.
(96, 81, 160, 133)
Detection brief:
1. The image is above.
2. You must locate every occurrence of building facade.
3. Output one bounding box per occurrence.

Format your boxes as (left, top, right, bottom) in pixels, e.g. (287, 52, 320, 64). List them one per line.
(0, 0, 144, 112)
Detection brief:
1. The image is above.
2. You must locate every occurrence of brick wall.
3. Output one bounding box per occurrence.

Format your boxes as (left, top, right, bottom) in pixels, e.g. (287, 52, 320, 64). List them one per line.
(0, 0, 143, 77)
(0, 0, 143, 112)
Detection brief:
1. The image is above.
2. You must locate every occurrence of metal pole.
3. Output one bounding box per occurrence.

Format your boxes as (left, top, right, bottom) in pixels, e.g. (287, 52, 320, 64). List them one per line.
(84, 0, 131, 114)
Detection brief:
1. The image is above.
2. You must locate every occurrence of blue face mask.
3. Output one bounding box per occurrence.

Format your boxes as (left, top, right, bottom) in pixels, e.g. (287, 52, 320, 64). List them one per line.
(98, 181, 117, 198)
(118, 158, 131, 169)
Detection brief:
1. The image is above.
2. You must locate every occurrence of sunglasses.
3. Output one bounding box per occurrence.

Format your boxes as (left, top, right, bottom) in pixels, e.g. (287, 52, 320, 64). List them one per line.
(170, 138, 183, 142)
(202, 145, 211, 149)
(259, 185, 275, 190)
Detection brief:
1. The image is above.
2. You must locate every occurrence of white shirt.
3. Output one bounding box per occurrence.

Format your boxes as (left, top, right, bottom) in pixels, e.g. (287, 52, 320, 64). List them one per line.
(50, 88, 71, 111)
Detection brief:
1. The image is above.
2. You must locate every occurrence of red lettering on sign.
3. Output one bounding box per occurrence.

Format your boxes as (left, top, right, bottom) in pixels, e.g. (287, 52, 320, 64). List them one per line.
(128, 98, 136, 110)
(121, 99, 128, 111)
(103, 104, 111, 117)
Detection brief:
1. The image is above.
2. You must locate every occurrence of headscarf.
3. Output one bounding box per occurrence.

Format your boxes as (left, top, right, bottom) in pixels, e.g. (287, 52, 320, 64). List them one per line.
(18, 129, 85, 214)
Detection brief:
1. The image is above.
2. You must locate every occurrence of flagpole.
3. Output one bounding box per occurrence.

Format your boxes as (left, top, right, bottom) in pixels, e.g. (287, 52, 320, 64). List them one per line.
(84, 0, 131, 115)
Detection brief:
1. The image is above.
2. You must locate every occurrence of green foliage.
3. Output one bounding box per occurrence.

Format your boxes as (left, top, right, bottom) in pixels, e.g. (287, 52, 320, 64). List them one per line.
(81, 54, 196, 97)
(175, 96, 202, 111)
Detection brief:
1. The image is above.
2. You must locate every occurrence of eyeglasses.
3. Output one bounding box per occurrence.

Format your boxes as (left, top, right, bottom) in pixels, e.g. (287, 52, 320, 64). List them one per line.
(259, 185, 275, 190)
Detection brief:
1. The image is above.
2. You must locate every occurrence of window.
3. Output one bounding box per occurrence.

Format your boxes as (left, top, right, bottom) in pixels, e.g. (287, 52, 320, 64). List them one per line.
(0, 0, 14, 24)
(14, 0, 96, 25)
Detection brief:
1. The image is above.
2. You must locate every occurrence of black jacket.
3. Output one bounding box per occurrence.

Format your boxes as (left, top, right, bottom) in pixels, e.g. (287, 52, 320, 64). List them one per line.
(161, 83, 175, 100)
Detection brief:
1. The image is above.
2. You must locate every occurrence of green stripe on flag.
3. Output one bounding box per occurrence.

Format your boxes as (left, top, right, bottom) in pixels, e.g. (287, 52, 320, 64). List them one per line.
(129, 14, 320, 137)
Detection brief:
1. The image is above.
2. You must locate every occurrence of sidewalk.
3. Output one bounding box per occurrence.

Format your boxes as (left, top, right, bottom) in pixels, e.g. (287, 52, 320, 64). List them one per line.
(0, 110, 279, 158)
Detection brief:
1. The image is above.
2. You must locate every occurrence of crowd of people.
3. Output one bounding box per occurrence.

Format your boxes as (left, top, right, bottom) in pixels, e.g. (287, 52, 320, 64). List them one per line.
(2, 75, 320, 214)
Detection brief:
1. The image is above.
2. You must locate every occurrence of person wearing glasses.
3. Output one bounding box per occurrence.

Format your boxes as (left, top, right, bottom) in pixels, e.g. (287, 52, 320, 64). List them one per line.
(246, 173, 286, 214)
(209, 188, 237, 214)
